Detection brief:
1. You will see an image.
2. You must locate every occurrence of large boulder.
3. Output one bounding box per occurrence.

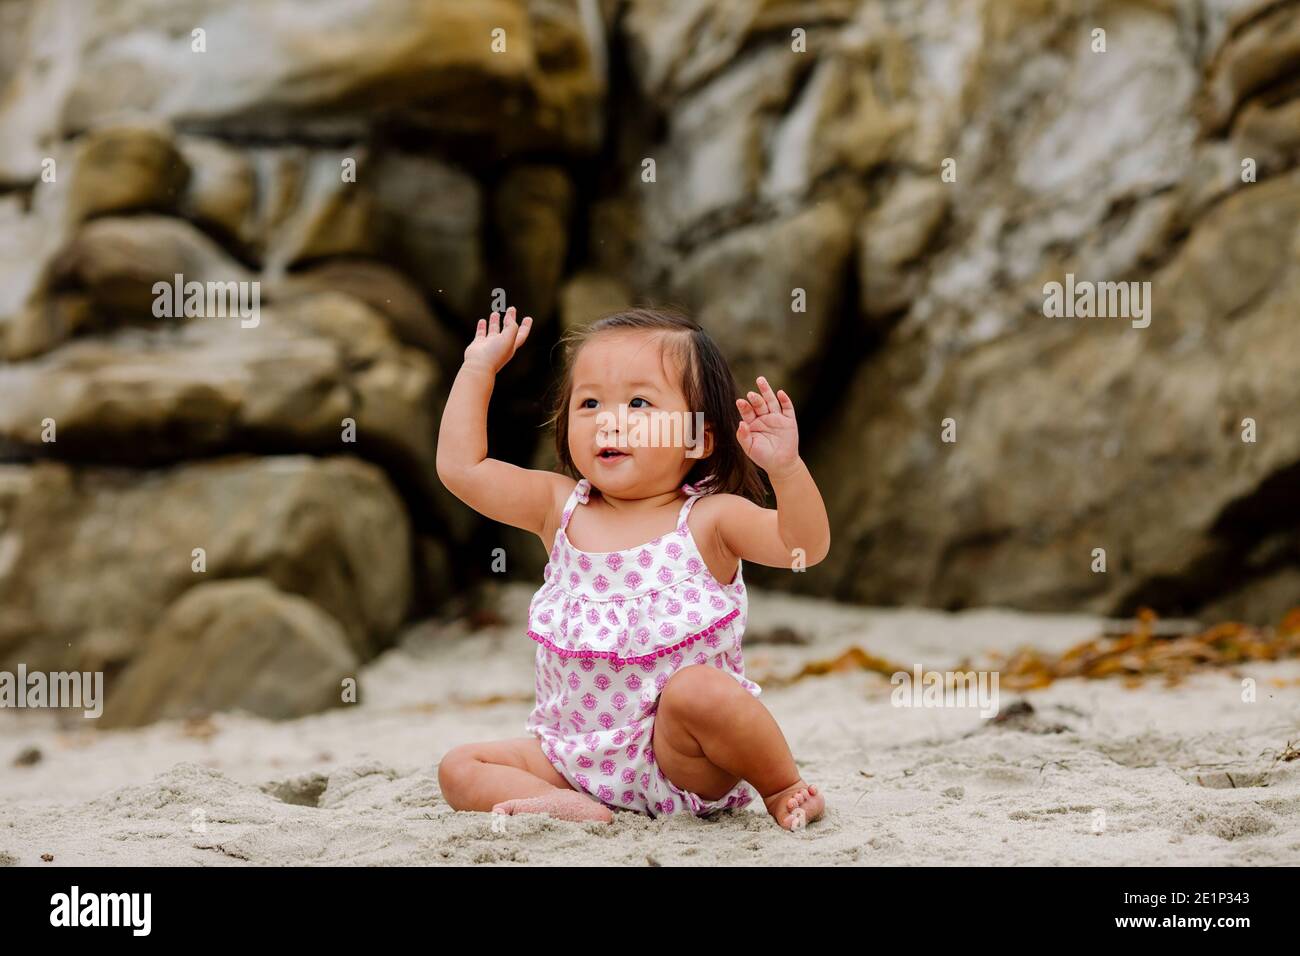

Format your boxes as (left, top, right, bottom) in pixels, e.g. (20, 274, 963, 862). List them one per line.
(0, 455, 412, 673)
(14, 215, 255, 353)
(556, 0, 1300, 623)
(101, 579, 360, 728)
(806, 169, 1300, 621)
(0, 291, 440, 488)
(0, 0, 605, 183)
(68, 122, 190, 223)
(267, 258, 460, 364)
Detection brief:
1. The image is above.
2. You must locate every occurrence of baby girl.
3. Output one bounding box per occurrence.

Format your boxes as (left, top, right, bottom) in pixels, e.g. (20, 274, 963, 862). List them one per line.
(435, 305, 830, 830)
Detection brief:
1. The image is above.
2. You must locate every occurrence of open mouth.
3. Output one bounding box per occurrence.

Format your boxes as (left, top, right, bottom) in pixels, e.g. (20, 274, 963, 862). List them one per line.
(597, 448, 629, 461)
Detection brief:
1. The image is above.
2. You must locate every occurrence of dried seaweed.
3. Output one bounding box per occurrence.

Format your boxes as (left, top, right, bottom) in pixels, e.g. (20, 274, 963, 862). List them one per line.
(993, 607, 1300, 690)
(771, 606, 1300, 690)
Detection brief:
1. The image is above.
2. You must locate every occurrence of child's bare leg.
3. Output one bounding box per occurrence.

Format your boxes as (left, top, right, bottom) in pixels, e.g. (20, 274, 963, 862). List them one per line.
(652, 667, 824, 830)
(437, 737, 612, 822)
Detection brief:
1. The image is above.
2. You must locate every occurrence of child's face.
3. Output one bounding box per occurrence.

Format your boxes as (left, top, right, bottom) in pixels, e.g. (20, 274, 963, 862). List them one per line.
(568, 330, 712, 498)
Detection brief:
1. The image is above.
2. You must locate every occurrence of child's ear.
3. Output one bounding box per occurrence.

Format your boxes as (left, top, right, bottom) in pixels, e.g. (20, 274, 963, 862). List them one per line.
(685, 423, 713, 460)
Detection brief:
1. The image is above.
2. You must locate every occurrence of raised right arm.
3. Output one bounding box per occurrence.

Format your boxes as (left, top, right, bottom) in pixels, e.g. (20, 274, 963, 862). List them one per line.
(435, 307, 573, 537)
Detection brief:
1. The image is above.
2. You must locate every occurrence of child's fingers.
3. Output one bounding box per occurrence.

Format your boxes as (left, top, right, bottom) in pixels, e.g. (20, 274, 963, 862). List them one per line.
(503, 306, 517, 330)
(736, 420, 751, 447)
(513, 315, 533, 350)
(475, 318, 486, 339)
(776, 388, 796, 418)
(756, 375, 780, 411)
(747, 389, 769, 416)
(488, 310, 500, 335)
(736, 397, 757, 423)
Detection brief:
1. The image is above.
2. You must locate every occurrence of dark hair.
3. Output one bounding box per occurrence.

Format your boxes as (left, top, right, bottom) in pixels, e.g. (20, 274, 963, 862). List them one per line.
(547, 306, 767, 504)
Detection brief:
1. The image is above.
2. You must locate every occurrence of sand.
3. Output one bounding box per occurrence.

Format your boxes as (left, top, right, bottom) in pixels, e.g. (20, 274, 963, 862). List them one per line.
(2, 582, 1298, 866)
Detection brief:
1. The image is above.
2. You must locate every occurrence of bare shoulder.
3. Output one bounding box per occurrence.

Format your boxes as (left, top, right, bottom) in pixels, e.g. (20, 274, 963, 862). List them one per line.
(689, 492, 760, 522)
(536, 472, 585, 547)
(687, 492, 762, 552)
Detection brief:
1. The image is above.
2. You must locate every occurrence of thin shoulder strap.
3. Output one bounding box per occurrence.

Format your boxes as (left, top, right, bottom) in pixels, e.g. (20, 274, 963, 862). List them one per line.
(676, 479, 709, 532)
(675, 494, 700, 532)
(559, 478, 592, 531)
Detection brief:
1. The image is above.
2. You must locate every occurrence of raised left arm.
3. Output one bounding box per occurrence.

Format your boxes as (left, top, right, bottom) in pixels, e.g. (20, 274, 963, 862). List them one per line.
(713, 457, 830, 568)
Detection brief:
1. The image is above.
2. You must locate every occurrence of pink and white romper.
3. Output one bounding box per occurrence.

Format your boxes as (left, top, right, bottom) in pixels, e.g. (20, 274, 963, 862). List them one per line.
(525, 477, 763, 817)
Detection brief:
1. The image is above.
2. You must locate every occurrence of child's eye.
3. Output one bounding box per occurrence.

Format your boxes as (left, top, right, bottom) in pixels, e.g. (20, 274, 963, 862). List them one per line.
(578, 398, 598, 409)
(629, 397, 651, 408)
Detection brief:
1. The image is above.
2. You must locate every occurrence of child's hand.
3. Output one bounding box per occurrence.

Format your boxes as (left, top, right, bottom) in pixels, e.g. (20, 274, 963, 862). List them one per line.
(736, 376, 800, 477)
(464, 306, 533, 373)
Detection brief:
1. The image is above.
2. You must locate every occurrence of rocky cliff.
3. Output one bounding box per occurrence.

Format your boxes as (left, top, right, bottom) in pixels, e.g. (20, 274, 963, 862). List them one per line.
(1, 0, 1296, 723)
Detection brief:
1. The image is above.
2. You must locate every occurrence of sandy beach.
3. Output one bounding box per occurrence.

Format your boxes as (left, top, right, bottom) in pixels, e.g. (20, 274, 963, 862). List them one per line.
(3, 583, 1297, 867)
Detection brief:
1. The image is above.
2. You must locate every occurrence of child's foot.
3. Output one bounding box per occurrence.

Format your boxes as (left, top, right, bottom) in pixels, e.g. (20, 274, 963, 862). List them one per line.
(492, 790, 614, 823)
(763, 780, 824, 831)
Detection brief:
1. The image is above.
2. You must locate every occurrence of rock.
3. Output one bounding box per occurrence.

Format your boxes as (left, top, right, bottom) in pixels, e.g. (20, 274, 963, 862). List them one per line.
(558, 270, 633, 333)
(369, 152, 483, 320)
(1199, 2, 1300, 135)
(101, 579, 359, 728)
(585, 195, 643, 281)
(998, 6, 1197, 207)
(1197, 565, 1300, 624)
(515, 0, 608, 152)
(0, 455, 412, 673)
(0, 145, 77, 358)
(762, 41, 914, 202)
(669, 202, 854, 386)
(0, 291, 439, 489)
(13, 746, 41, 767)
(267, 258, 460, 364)
(2, 293, 95, 363)
(1233, 97, 1300, 177)
(413, 535, 457, 617)
(650, 46, 804, 238)
(492, 166, 575, 324)
(256, 148, 378, 274)
(0, 2, 33, 99)
(69, 122, 190, 223)
(177, 135, 257, 248)
(806, 170, 1300, 622)
(623, 0, 854, 105)
(0, 0, 603, 183)
(858, 178, 949, 319)
(41, 215, 254, 327)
